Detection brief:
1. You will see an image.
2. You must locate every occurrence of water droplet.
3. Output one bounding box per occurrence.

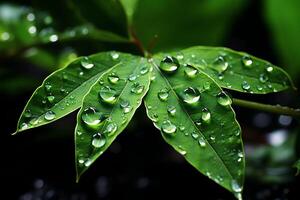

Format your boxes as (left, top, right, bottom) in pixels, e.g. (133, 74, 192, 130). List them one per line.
(167, 105, 176, 116)
(81, 57, 94, 69)
(201, 108, 211, 123)
(111, 52, 119, 60)
(104, 123, 117, 136)
(24, 110, 32, 118)
(20, 122, 28, 130)
(161, 120, 177, 135)
(149, 113, 159, 122)
(78, 159, 85, 164)
(44, 111, 56, 121)
(198, 137, 206, 147)
(84, 159, 92, 167)
(99, 86, 117, 104)
(44, 83, 52, 92)
(47, 95, 55, 103)
(259, 73, 268, 83)
(210, 136, 215, 141)
(177, 146, 187, 156)
(179, 125, 185, 131)
(184, 64, 198, 78)
(203, 82, 211, 90)
(217, 92, 232, 106)
(213, 56, 228, 73)
(191, 132, 199, 139)
(158, 88, 169, 101)
(241, 81, 251, 91)
(108, 73, 119, 84)
(81, 107, 106, 127)
(128, 74, 137, 81)
(266, 65, 274, 73)
(140, 66, 149, 75)
(231, 180, 242, 193)
(241, 55, 253, 67)
(182, 87, 200, 104)
(120, 100, 132, 113)
(77, 131, 82, 136)
(159, 56, 180, 72)
(131, 83, 144, 94)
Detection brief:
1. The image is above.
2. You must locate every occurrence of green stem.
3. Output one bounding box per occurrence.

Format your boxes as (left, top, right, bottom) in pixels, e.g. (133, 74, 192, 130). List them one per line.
(232, 98, 300, 118)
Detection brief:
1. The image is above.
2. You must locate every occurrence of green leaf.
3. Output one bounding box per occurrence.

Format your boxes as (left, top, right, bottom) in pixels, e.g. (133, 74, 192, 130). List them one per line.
(133, 0, 247, 51)
(15, 51, 129, 134)
(144, 57, 244, 198)
(120, 0, 139, 25)
(155, 46, 294, 94)
(264, 0, 300, 81)
(295, 160, 300, 175)
(70, 0, 128, 37)
(75, 54, 151, 179)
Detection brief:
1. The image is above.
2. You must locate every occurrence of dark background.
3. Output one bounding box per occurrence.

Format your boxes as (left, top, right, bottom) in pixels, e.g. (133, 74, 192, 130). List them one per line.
(1, 0, 300, 199)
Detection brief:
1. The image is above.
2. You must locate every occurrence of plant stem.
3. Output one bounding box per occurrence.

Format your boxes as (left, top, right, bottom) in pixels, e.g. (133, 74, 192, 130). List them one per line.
(129, 26, 146, 56)
(232, 98, 300, 118)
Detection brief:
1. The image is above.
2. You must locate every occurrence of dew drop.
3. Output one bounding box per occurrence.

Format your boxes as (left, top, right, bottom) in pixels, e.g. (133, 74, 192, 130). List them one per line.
(108, 73, 119, 84)
(231, 180, 242, 193)
(111, 52, 119, 60)
(161, 120, 177, 135)
(184, 64, 198, 78)
(159, 56, 180, 73)
(20, 122, 28, 130)
(241, 81, 251, 91)
(92, 133, 106, 148)
(191, 132, 199, 139)
(182, 87, 200, 104)
(158, 88, 169, 101)
(104, 122, 118, 136)
(44, 111, 56, 121)
(198, 137, 206, 147)
(47, 95, 55, 103)
(140, 66, 149, 75)
(179, 125, 185, 131)
(259, 73, 268, 83)
(44, 83, 52, 92)
(203, 82, 211, 90)
(213, 56, 228, 73)
(81, 57, 94, 69)
(84, 159, 92, 167)
(177, 146, 187, 156)
(131, 83, 144, 94)
(99, 86, 117, 104)
(120, 100, 132, 113)
(24, 110, 32, 118)
(128, 74, 137, 81)
(201, 108, 211, 123)
(266, 65, 274, 73)
(81, 107, 106, 127)
(167, 105, 176, 116)
(241, 55, 253, 67)
(217, 91, 232, 106)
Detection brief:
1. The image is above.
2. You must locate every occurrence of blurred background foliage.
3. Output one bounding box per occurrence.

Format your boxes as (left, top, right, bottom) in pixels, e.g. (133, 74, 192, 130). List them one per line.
(1, 0, 300, 199)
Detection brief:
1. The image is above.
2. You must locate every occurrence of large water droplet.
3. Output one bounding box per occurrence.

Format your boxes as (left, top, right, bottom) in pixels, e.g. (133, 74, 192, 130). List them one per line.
(184, 64, 198, 78)
(99, 86, 117, 104)
(158, 88, 169, 101)
(120, 100, 132, 113)
(241, 81, 251, 91)
(108, 73, 119, 84)
(201, 108, 211, 123)
(44, 83, 52, 92)
(104, 122, 117, 136)
(131, 83, 144, 94)
(231, 180, 242, 193)
(182, 87, 200, 104)
(161, 120, 177, 135)
(44, 111, 56, 121)
(167, 105, 176, 116)
(213, 56, 228, 73)
(92, 133, 106, 148)
(217, 92, 232, 106)
(241, 55, 253, 67)
(81, 107, 106, 127)
(159, 56, 180, 73)
(81, 57, 94, 69)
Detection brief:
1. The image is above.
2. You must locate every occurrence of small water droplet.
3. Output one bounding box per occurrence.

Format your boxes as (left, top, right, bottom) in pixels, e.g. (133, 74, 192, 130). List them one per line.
(81, 57, 94, 69)
(47, 95, 55, 103)
(149, 112, 159, 122)
(259, 73, 268, 83)
(92, 133, 106, 148)
(20, 122, 28, 130)
(217, 91, 232, 106)
(231, 180, 242, 193)
(266, 65, 274, 73)
(241, 81, 251, 91)
(111, 52, 119, 60)
(198, 137, 206, 147)
(140, 66, 149, 75)
(81, 107, 107, 127)
(104, 123, 117, 136)
(191, 132, 199, 139)
(128, 74, 137, 81)
(213, 56, 228, 73)
(167, 105, 176, 116)
(158, 88, 169, 101)
(159, 56, 180, 73)
(120, 100, 132, 113)
(182, 87, 200, 104)
(44, 83, 52, 92)
(44, 111, 56, 121)
(78, 159, 85, 164)
(131, 83, 144, 94)
(84, 159, 93, 167)
(203, 82, 211, 90)
(161, 120, 177, 135)
(201, 108, 211, 123)
(184, 64, 198, 78)
(179, 125, 185, 131)
(99, 86, 117, 104)
(177, 145, 187, 156)
(108, 73, 119, 84)
(241, 55, 253, 67)
(24, 110, 32, 118)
